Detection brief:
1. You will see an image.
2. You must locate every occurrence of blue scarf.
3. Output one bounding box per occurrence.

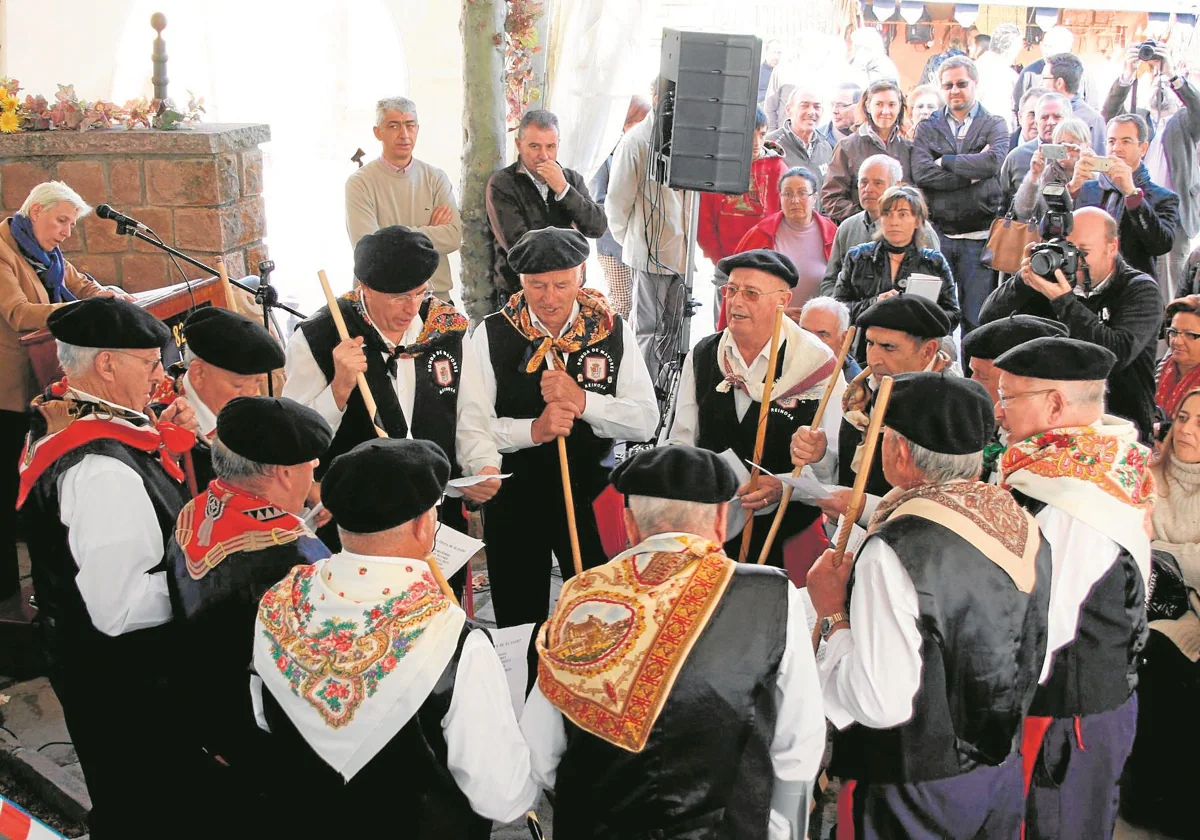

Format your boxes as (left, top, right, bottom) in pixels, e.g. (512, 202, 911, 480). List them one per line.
(9, 214, 74, 303)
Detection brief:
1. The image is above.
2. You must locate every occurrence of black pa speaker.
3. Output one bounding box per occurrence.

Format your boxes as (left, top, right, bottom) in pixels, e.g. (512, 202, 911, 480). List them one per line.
(651, 28, 762, 195)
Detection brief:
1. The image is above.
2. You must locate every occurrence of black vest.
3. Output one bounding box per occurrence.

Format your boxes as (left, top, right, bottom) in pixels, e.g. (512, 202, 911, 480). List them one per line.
(484, 311, 626, 497)
(23, 438, 188, 665)
(553, 565, 789, 840)
(1015, 493, 1148, 717)
(832, 514, 1052, 784)
(260, 623, 492, 840)
(692, 334, 822, 562)
(838, 415, 891, 496)
(298, 298, 463, 479)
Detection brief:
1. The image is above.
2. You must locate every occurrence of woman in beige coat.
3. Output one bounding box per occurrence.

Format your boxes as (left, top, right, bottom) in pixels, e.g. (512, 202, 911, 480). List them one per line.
(0, 181, 124, 600)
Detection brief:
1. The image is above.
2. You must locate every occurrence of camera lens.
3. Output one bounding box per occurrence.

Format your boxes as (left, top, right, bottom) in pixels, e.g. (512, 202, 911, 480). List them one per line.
(1139, 41, 1158, 62)
(1029, 249, 1062, 277)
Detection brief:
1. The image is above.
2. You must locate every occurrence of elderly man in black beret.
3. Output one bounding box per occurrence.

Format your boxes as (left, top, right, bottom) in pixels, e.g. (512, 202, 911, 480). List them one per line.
(165, 396, 332, 814)
(790, 294, 954, 524)
(253, 438, 538, 837)
(17, 297, 203, 837)
(665, 248, 837, 567)
(962, 314, 1068, 481)
(284, 224, 501, 555)
(806, 372, 1052, 840)
(993, 337, 1152, 840)
(521, 445, 825, 839)
(472, 226, 658, 627)
(152, 306, 284, 490)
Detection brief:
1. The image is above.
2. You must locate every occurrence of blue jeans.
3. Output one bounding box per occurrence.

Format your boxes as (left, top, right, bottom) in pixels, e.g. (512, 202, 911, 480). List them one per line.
(937, 233, 994, 333)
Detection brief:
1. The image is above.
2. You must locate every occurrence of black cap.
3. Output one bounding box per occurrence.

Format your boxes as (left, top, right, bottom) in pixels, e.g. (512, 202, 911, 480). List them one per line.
(322, 439, 449, 533)
(353, 225, 440, 293)
(856, 295, 951, 339)
(886, 372, 994, 455)
(215, 397, 332, 466)
(994, 336, 1117, 381)
(717, 249, 799, 288)
(183, 307, 284, 375)
(507, 227, 589, 275)
(47, 297, 170, 349)
(611, 445, 739, 504)
(962, 315, 1068, 362)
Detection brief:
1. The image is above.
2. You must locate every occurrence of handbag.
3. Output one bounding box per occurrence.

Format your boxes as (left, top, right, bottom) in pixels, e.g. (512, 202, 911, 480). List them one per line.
(982, 203, 1041, 274)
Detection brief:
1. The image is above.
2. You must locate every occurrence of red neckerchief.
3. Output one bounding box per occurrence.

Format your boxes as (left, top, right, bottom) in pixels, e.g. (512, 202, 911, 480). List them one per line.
(1155, 355, 1200, 419)
(17, 382, 195, 509)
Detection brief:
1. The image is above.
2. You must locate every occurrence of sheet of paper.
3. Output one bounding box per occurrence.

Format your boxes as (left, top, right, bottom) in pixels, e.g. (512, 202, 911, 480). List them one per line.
(718, 449, 752, 537)
(906, 276, 943, 303)
(444, 472, 512, 499)
(745, 460, 834, 502)
(491, 622, 536, 717)
(430, 526, 485, 579)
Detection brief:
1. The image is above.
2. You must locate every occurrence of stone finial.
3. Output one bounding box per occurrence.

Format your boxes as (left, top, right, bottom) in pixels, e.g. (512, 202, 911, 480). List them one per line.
(151, 13, 169, 103)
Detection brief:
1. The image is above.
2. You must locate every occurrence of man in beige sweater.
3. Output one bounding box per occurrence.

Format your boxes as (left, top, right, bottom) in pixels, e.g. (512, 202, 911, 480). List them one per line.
(345, 96, 462, 301)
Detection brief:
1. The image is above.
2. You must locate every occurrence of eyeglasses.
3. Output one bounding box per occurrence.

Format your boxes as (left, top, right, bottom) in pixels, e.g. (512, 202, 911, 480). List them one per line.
(997, 388, 1056, 409)
(110, 350, 164, 371)
(380, 288, 431, 305)
(720, 284, 784, 303)
(780, 190, 815, 201)
(1167, 327, 1200, 342)
(941, 80, 971, 90)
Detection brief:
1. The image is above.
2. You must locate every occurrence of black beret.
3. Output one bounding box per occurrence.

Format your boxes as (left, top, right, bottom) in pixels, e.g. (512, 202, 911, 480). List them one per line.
(507, 227, 589, 275)
(611, 445, 739, 504)
(856, 294, 951, 339)
(962, 315, 1068, 362)
(215, 397, 332, 466)
(47, 297, 170, 350)
(886, 373, 994, 455)
(353, 225, 440, 293)
(322, 439, 449, 533)
(183, 307, 284, 375)
(993, 336, 1117, 381)
(717, 249, 799, 288)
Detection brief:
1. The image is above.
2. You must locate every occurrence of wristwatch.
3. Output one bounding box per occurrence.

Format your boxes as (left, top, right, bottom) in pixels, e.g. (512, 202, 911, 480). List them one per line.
(820, 612, 848, 640)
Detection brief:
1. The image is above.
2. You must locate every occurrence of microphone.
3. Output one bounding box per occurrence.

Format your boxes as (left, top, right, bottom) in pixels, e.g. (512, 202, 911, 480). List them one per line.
(95, 204, 148, 231)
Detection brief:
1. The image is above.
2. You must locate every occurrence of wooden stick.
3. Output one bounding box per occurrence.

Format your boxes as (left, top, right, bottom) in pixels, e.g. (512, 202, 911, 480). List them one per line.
(738, 305, 787, 563)
(545, 351, 583, 577)
(216, 255, 238, 312)
(422, 553, 461, 608)
(810, 374, 894, 652)
(317, 270, 386, 438)
(183, 450, 199, 497)
(757, 326, 856, 564)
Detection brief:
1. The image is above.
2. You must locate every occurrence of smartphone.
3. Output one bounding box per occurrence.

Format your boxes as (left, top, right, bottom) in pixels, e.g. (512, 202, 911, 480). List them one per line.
(1041, 144, 1067, 161)
(1091, 156, 1114, 172)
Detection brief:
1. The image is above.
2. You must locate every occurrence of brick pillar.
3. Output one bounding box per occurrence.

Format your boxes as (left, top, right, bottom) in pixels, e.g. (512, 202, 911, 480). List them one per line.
(0, 124, 271, 292)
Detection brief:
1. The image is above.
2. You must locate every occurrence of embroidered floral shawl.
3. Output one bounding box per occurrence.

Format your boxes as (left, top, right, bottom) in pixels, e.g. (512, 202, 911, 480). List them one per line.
(348, 289, 468, 359)
(501, 287, 614, 372)
(536, 533, 736, 753)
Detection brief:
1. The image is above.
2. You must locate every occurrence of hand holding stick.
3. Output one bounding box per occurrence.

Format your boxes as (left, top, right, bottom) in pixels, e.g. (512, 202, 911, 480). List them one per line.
(738, 305, 787, 563)
(317, 270, 385, 438)
(545, 351, 584, 577)
(757, 327, 856, 564)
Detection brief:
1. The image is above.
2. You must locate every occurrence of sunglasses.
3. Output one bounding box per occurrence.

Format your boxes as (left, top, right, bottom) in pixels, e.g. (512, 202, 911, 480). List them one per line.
(941, 80, 971, 90)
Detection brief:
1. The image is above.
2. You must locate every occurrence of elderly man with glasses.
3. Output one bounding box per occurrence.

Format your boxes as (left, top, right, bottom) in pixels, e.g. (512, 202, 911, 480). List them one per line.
(665, 249, 838, 568)
(284, 225, 501, 560)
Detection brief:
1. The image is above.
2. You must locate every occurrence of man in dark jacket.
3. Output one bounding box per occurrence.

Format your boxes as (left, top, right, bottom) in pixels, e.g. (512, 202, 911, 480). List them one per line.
(1103, 44, 1200, 301)
(485, 109, 608, 306)
(979, 206, 1161, 443)
(1075, 113, 1180, 282)
(912, 56, 1011, 333)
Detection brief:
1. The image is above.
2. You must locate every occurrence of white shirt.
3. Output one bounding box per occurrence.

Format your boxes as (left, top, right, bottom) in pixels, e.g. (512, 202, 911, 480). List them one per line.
(283, 311, 502, 474)
(57, 418, 175, 636)
(519, 581, 826, 839)
(665, 341, 844, 481)
(180, 369, 217, 441)
(1034, 504, 1131, 684)
(471, 301, 659, 450)
(819, 537, 923, 731)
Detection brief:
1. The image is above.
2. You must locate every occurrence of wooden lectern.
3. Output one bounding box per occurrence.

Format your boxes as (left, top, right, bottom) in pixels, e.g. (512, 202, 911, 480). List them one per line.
(19, 275, 232, 390)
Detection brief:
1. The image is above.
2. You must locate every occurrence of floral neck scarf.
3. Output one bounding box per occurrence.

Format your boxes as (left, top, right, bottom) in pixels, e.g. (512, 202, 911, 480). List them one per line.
(501, 287, 614, 373)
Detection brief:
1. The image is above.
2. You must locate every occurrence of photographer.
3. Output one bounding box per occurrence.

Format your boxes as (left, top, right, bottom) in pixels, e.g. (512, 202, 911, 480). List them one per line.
(979, 206, 1162, 443)
(1074, 113, 1180, 281)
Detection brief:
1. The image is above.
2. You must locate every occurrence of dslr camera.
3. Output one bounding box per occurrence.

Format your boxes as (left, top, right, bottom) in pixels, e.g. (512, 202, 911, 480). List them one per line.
(1029, 183, 1083, 286)
(1139, 40, 1162, 62)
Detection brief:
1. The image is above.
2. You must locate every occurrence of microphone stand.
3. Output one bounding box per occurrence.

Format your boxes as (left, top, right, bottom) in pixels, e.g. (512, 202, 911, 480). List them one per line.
(254, 260, 287, 396)
(113, 220, 307, 320)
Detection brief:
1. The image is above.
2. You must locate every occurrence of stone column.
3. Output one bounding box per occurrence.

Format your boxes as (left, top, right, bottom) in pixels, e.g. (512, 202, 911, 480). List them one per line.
(0, 123, 271, 291)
